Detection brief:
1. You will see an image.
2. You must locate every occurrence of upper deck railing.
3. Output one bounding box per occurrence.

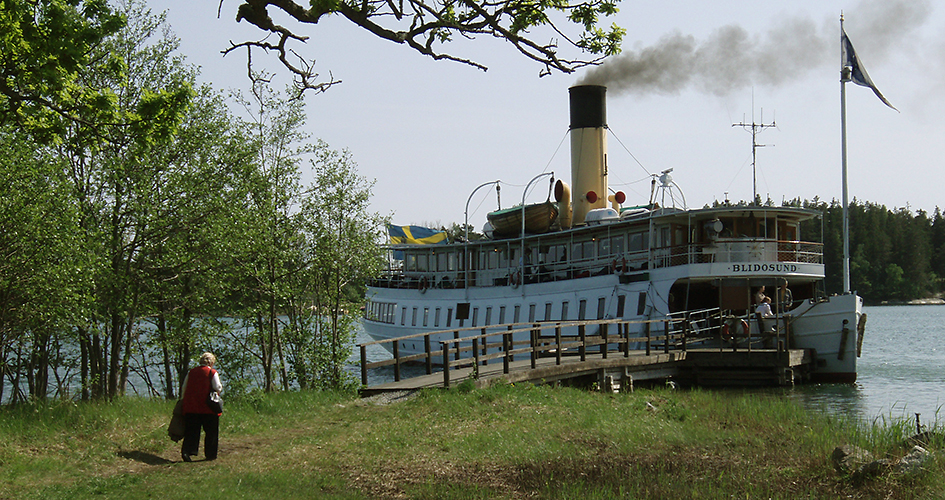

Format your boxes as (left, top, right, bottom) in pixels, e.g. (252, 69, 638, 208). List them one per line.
(368, 238, 823, 291)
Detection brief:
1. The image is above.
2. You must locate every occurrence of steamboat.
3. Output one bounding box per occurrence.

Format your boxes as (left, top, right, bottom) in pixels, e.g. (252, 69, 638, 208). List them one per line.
(363, 85, 863, 383)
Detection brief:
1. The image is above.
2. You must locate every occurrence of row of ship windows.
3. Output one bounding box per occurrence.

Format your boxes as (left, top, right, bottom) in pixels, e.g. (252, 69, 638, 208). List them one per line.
(364, 293, 648, 328)
(403, 232, 652, 273)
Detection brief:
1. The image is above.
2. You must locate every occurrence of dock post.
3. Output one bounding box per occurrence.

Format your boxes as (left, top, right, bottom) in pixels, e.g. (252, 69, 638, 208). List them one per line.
(601, 323, 608, 359)
(555, 326, 562, 365)
(507, 324, 515, 362)
(473, 338, 480, 373)
(360, 345, 368, 386)
(530, 325, 538, 369)
(579, 324, 587, 362)
(454, 330, 461, 361)
(622, 322, 629, 357)
(645, 322, 651, 356)
(480, 328, 488, 365)
(442, 343, 451, 389)
(393, 341, 401, 382)
(503, 332, 510, 374)
(663, 320, 670, 354)
(425, 334, 432, 375)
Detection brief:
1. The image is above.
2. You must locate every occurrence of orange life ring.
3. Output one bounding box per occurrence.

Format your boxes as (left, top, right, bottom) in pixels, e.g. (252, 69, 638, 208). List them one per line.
(721, 319, 749, 342)
(510, 270, 521, 288)
(612, 257, 628, 273)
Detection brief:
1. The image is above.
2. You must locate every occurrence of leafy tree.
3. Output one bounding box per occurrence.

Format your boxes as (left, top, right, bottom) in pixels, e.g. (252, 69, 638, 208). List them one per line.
(135, 84, 259, 399)
(225, 79, 313, 393)
(50, 0, 192, 400)
(288, 143, 387, 389)
(0, 129, 88, 402)
(226, 0, 625, 94)
(0, 0, 124, 136)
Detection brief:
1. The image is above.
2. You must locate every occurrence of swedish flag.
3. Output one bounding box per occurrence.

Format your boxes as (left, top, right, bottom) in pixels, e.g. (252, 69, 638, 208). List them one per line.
(387, 224, 448, 245)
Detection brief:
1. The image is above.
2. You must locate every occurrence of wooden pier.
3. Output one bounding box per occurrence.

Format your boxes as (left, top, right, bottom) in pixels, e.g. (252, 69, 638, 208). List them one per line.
(358, 315, 812, 396)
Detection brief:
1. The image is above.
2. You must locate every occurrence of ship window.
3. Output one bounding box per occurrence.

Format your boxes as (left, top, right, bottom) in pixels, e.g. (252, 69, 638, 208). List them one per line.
(434, 307, 441, 327)
(437, 252, 447, 271)
(561, 301, 569, 321)
(417, 253, 429, 272)
(583, 241, 596, 261)
(405, 254, 417, 271)
(598, 237, 611, 257)
(578, 300, 587, 320)
(528, 304, 536, 322)
(597, 297, 607, 319)
(629, 232, 645, 252)
(472, 307, 479, 327)
(411, 308, 418, 326)
(544, 303, 553, 321)
(446, 307, 453, 327)
(659, 226, 670, 248)
(423, 308, 430, 327)
(488, 249, 499, 269)
(499, 306, 506, 324)
(548, 244, 567, 263)
(501, 248, 512, 269)
(456, 302, 470, 320)
(617, 295, 626, 317)
(448, 252, 457, 271)
(514, 305, 521, 323)
(611, 235, 625, 255)
(401, 307, 407, 326)
(571, 242, 583, 261)
(485, 306, 492, 326)
(637, 293, 647, 315)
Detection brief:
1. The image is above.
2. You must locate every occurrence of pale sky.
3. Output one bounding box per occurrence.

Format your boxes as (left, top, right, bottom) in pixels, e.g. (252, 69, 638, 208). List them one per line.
(162, 0, 943, 230)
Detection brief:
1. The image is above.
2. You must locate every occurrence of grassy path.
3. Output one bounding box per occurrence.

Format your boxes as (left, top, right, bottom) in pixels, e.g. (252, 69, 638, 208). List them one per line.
(1, 385, 941, 499)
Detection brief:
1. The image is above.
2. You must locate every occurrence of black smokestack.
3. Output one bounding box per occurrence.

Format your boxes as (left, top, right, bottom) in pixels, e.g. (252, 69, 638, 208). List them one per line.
(569, 85, 607, 130)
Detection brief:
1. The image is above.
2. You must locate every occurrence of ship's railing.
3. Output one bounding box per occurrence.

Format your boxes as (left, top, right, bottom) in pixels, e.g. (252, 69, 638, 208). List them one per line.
(367, 239, 823, 290)
(357, 307, 788, 389)
(657, 239, 823, 269)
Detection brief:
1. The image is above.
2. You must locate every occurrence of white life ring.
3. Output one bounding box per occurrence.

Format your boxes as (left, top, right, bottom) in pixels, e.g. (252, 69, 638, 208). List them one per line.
(721, 318, 749, 342)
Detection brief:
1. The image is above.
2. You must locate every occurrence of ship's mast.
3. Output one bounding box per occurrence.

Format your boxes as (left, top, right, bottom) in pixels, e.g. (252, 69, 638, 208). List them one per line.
(733, 98, 776, 204)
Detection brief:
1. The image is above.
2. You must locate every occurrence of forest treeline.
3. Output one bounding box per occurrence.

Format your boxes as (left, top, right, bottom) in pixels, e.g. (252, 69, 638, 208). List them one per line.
(0, 2, 386, 405)
(758, 198, 944, 302)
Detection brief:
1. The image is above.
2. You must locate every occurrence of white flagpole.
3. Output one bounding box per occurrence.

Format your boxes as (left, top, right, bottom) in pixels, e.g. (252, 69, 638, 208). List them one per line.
(840, 15, 852, 294)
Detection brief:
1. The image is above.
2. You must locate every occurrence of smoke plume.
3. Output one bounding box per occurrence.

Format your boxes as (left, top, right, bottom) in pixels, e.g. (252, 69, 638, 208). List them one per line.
(578, 0, 930, 96)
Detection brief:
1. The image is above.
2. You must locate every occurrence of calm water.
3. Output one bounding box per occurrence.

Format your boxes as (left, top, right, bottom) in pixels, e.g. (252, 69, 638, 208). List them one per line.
(356, 304, 945, 422)
(5, 305, 943, 422)
(787, 304, 945, 423)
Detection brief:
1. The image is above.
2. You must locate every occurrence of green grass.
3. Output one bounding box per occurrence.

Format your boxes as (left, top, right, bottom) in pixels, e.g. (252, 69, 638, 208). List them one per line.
(0, 385, 942, 499)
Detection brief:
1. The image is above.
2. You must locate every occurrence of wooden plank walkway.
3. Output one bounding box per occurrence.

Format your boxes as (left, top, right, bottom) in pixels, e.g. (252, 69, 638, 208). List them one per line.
(360, 350, 687, 396)
(358, 315, 812, 396)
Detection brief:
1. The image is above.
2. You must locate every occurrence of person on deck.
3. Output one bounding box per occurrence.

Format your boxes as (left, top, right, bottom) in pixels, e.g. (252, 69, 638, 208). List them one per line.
(778, 283, 794, 312)
(180, 352, 223, 462)
(753, 286, 766, 304)
(755, 297, 776, 334)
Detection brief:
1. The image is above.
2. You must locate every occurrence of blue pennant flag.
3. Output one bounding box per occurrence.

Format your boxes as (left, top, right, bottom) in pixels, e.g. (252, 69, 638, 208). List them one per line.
(842, 27, 897, 111)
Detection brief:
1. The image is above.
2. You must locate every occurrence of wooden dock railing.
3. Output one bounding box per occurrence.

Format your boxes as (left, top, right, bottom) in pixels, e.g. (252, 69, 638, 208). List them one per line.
(358, 314, 732, 388)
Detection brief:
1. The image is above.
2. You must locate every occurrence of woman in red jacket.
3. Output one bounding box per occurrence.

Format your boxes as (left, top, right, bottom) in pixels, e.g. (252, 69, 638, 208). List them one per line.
(180, 352, 223, 462)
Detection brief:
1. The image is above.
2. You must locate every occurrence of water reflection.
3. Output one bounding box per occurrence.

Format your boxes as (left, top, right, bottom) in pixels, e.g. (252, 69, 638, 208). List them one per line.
(783, 383, 869, 420)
